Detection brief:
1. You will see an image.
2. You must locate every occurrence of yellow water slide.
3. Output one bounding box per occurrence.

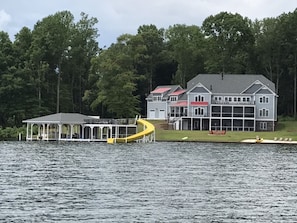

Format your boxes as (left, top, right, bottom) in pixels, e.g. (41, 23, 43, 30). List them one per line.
(107, 119, 155, 143)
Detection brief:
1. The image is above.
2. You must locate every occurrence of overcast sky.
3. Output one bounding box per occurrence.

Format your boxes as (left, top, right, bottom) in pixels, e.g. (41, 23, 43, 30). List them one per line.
(0, 0, 296, 47)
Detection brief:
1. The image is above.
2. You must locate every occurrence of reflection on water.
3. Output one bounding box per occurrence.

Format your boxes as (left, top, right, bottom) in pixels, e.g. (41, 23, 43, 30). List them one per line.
(1, 141, 297, 222)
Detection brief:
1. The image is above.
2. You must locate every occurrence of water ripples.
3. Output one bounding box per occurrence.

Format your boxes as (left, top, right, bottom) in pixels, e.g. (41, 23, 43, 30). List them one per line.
(1, 141, 297, 222)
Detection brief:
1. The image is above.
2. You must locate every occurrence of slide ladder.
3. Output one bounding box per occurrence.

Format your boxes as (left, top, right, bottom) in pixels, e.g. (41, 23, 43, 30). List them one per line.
(107, 118, 155, 144)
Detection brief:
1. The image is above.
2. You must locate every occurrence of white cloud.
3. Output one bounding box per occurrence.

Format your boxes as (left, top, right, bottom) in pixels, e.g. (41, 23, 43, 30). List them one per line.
(0, 0, 296, 46)
(0, 9, 11, 30)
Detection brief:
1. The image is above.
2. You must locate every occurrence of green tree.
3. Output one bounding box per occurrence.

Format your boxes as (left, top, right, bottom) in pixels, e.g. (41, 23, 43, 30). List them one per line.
(86, 35, 140, 118)
(202, 12, 255, 73)
(278, 10, 297, 118)
(165, 24, 205, 87)
(0, 32, 16, 126)
(136, 25, 165, 92)
(29, 11, 99, 114)
(30, 11, 75, 113)
(253, 18, 284, 93)
(70, 12, 99, 113)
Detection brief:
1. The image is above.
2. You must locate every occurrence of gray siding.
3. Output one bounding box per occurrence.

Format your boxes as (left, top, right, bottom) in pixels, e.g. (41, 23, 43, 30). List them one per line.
(147, 101, 168, 119)
(187, 92, 211, 117)
(255, 93, 275, 120)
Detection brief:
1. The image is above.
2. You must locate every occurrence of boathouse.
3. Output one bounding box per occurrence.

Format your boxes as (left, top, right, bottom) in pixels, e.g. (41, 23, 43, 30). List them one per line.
(22, 113, 137, 142)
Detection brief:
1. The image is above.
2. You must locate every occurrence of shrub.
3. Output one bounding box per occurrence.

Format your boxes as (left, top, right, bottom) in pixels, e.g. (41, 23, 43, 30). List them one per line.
(0, 126, 26, 140)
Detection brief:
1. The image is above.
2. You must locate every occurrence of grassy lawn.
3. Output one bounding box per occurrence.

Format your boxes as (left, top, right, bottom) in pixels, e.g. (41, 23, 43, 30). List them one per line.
(148, 120, 297, 143)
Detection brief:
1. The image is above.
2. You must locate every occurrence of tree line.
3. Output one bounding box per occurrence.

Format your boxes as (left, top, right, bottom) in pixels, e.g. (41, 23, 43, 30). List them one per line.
(0, 9, 297, 127)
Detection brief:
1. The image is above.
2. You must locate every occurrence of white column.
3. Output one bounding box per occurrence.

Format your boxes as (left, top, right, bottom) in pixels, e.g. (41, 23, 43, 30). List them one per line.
(58, 124, 62, 140)
(70, 124, 74, 139)
(38, 124, 41, 140)
(46, 124, 50, 140)
(30, 124, 33, 140)
(81, 125, 84, 139)
(42, 124, 45, 140)
(109, 126, 112, 138)
(90, 126, 94, 140)
(26, 123, 29, 141)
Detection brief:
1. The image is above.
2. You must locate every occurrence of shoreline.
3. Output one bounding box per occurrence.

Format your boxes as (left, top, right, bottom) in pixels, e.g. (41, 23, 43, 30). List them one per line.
(155, 139, 297, 145)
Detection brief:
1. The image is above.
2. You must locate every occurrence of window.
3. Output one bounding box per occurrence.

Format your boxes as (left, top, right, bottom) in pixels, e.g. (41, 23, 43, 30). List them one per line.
(245, 107, 255, 117)
(194, 108, 204, 116)
(195, 95, 204, 102)
(170, 96, 177, 101)
(260, 96, 269, 104)
(234, 107, 243, 117)
(259, 108, 269, 117)
(153, 96, 161, 101)
(260, 122, 267, 130)
(211, 106, 221, 117)
(194, 108, 204, 115)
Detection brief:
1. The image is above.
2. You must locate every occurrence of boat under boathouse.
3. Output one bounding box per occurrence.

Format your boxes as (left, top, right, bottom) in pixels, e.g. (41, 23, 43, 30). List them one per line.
(22, 113, 138, 142)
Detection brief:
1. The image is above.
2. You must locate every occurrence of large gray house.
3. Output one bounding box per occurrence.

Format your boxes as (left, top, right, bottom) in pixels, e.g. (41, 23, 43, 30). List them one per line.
(146, 74, 278, 131)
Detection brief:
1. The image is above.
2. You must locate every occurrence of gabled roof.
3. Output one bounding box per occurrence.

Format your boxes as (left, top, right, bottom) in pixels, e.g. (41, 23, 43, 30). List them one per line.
(242, 83, 263, 94)
(187, 74, 276, 94)
(187, 83, 210, 94)
(23, 113, 98, 124)
(256, 88, 274, 94)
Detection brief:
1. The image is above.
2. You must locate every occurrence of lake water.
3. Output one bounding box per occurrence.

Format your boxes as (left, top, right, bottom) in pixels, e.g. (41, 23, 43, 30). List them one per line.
(1, 141, 297, 222)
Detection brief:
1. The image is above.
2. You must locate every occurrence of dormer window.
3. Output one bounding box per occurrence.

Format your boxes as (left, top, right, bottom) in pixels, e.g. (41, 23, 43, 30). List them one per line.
(170, 96, 177, 101)
(153, 96, 162, 101)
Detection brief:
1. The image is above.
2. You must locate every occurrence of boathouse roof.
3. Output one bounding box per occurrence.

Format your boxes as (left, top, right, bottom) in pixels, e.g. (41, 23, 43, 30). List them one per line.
(23, 113, 98, 124)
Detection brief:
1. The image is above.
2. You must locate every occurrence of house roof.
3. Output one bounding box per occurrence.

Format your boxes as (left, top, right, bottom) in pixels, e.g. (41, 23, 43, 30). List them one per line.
(169, 89, 186, 96)
(23, 113, 98, 124)
(187, 74, 276, 94)
(170, 101, 188, 107)
(151, 87, 171, 94)
(170, 101, 209, 107)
